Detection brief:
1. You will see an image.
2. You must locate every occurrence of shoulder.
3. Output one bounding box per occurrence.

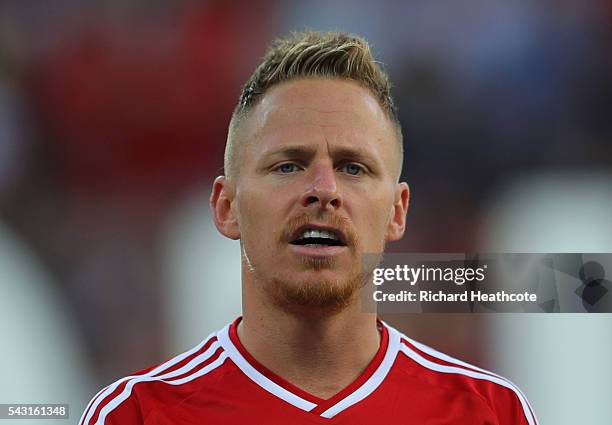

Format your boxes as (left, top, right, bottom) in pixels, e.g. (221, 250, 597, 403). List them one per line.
(386, 323, 538, 425)
(79, 330, 229, 425)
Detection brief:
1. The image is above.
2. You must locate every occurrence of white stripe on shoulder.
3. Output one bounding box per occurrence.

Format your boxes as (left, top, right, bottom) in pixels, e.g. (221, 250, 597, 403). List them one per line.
(80, 331, 217, 425)
(401, 334, 537, 424)
(79, 387, 109, 425)
(398, 338, 536, 425)
(319, 323, 401, 418)
(216, 323, 318, 412)
(95, 341, 225, 425)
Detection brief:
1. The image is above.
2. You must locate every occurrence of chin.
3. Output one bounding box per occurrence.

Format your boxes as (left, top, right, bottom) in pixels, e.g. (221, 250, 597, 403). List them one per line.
(268, 270, 364, 315)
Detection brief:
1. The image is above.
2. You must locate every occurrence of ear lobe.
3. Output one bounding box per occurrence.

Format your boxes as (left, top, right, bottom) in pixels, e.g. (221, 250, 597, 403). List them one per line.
(386, 182, 410, 242)
(210, 176, 240, 240)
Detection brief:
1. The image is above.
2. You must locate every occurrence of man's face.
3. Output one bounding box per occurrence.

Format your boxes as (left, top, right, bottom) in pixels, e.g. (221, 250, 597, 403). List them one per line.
(218, 78, 408, 311)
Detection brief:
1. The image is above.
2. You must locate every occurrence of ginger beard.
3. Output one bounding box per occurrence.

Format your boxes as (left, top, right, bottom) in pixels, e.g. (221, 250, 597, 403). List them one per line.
(241, 211, 384, 314)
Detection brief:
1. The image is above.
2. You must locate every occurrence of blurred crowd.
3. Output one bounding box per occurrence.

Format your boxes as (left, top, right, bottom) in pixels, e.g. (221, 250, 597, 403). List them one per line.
(0, 0, 611, 414)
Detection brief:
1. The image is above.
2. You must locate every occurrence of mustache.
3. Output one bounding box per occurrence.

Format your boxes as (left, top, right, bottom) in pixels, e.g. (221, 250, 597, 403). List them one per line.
(280, 211, 359, 247)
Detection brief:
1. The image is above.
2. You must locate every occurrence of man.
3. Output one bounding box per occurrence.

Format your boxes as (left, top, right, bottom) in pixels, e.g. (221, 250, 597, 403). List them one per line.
(81, 32, 537, 424)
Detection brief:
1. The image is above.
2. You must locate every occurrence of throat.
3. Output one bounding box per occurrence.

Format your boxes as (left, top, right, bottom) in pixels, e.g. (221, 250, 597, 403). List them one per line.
(235, 313, 382, 401)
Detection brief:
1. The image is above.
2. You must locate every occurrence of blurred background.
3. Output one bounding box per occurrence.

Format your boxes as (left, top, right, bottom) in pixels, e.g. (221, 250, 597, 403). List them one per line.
(0, 1, 611, 424)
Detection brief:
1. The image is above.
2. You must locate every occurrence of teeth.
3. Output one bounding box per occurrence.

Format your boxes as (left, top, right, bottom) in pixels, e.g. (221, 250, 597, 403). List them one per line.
(300, 229, 338, 240)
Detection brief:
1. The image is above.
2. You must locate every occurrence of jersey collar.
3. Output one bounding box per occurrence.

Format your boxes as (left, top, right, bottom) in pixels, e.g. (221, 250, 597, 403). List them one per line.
(217, 317, 400, 419)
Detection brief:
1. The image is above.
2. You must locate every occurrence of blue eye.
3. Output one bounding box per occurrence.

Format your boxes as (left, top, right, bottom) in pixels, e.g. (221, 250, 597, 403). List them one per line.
(343, 163, 363, 175)
(278, 163, 297, 173)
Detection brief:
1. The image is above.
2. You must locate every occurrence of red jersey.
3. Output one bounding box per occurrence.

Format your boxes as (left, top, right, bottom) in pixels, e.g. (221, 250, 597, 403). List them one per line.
(80, 318, 537, 424)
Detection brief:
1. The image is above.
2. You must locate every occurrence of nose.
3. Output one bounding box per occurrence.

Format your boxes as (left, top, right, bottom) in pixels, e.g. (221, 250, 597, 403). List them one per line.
(300, 162, 342, 210)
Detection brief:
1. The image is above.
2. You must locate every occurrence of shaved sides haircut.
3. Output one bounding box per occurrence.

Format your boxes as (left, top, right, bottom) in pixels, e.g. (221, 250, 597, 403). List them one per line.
(224, 31, 403, 179)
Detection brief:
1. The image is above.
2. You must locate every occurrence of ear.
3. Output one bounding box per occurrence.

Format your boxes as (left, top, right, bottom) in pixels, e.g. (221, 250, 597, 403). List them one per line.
(386, 182, 410, 242)
(210, 176, 240, 240)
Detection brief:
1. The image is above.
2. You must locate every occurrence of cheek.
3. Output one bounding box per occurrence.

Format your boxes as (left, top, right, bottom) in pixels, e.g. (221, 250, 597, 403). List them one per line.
(236, 194, 261, 243)
(354, 189, 395, 245)
(236, 191, 281, 250)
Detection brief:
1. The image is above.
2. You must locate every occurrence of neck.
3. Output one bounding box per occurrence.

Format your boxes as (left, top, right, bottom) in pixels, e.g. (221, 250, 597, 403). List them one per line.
(238, 279, 380, 399)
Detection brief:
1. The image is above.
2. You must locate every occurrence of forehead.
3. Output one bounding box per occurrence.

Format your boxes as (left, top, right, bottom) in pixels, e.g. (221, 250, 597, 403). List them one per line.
(244, 78, 396, 154)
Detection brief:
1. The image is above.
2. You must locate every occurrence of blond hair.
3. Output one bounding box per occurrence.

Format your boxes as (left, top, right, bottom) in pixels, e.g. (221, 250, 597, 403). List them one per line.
(225, 31, 402, 178)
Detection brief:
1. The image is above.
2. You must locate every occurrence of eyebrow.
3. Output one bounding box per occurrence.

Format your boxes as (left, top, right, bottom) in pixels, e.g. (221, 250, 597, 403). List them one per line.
(263, 145, 317, 161)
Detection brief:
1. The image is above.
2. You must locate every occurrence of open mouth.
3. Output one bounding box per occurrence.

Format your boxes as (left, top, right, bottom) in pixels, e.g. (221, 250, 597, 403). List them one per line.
(289, 228, 347, 247)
